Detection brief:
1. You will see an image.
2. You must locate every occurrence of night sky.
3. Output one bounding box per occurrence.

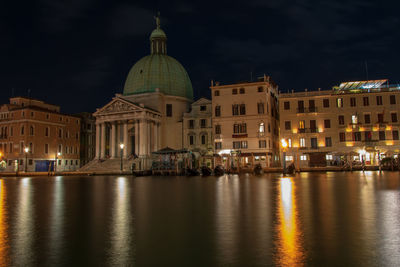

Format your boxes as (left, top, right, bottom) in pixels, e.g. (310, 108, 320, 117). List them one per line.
(1, 0, 399, 114)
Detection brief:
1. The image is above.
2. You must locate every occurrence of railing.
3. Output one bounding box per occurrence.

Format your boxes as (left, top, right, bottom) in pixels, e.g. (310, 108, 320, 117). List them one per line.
(310, 128, 318, 133)
(296, 107, 318, 113)
(232, 133, 248, 138)
(257, 132, 265, 138)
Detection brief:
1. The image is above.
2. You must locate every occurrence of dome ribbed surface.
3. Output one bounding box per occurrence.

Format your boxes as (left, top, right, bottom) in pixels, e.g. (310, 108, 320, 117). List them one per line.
(123, 54, 193, 100)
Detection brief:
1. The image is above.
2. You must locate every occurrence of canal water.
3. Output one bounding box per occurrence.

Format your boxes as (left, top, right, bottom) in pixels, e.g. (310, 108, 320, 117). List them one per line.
(0, 172, 399, 266)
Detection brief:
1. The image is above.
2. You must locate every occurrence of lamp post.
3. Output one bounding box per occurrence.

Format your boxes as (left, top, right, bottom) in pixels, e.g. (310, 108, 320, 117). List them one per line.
(24, 147, 29, 172)
(55, 152, 61, 173)
(120, 143, 124, 171)
(281, 138, 288, 174)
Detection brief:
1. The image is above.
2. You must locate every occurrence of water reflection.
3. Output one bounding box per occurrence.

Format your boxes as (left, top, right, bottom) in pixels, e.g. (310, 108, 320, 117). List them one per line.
(48, 176, 64, 265)
(0, 180, 9, 266)
(108, 177, 135, 265)
(275, 178, 305, 266)
(14, 178, 34, 266)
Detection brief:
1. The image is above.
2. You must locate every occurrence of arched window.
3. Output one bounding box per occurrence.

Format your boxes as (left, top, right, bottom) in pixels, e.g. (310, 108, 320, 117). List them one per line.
(29, 126, 34, 136)
(259, 122, 265, 133)
(200, 133, 208, 145)
(188, 134, 195, 146)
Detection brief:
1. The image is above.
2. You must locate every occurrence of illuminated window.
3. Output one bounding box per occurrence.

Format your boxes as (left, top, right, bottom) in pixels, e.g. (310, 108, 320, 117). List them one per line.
(326, 154, 333, 160)
(285, 156, 293, 161)
(259, 122, 265, 133)
(299, 120, 305, 129)
(337, 98, 343, 108)
(300, 138, 305, 147)
(300, 155, 307, 161)
(351, 115, 358, 124)
(288, 138, 292, 147)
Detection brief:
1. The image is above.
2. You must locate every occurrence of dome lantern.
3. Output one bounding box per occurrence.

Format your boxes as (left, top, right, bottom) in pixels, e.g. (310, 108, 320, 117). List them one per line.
(150, 13, 167, 55)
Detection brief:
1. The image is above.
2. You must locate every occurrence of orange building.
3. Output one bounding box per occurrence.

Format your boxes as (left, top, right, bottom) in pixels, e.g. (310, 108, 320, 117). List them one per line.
(0, 97, 80, 172)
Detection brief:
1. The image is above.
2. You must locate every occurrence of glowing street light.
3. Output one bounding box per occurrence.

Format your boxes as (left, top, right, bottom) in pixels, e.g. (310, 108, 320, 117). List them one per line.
(55, 152, 61, 173)
(120, 143, 125, 171)
(281, 139, 288, 174)
(24, 147, 29, 172)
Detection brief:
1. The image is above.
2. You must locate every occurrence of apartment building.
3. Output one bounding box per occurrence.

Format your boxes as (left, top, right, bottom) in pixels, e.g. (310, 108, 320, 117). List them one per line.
(0, 97, 81, 172)
(211, 75, 280, 170)
(279, 80, 400, 168)
(182, 98, 213, 167)
(76, 112, 96, 167)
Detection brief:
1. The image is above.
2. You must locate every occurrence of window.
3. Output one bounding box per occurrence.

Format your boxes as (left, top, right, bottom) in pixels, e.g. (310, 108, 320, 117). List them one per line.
(300, 155, 307, 161)
(58, 144, 62, 153)
(350, 97, 356, 107)
(325, 137, 332, 147)
(338, 115, 345, 125)
(311, 138, 318, 148)
(214, 90, 220, 96)
(215, 142, 222, 149)
(45, 127, 49, 137)
(376, 95, 383, 105)
(258, 87, 263, 92)
(379, 131, 385, 140)
(259, 140, 266, 148)
(353, 132, 361, 141)
(309, 100, 315, 111)
(215, 125, 221, 134)
(364, 114, 371, 124)
(363, 97, 369, 106)
(65, 160, 68, 165)
(200, 105, 206, 111)
(215, 105, 221, 117)
(288, 138, 292, 148)
(299, 120, 305, 130)
(21, 126, 24, 135)
(285, 121, 291, 130)
(391, 113, 398, 123)
(323, 99, 329, 108)
(284, 101, 290, 110)
(377, 113, 384, 123)
(393, 130, 399, 140)
(326, 154, 333, 160)
(337, 98, 343, 108)
(257, 103, 264, 114)
(298, 101, 304, 112)
(232, 104, 239, 116)
(46, 114, 50, 120)
(300, 138, 305, 148)
(232, 88, 237, 95)
(324, 119, 331, 128)
(29, 159, 33, 165)
(200, 119, 206, 128)
(365, 131, 372, 141)
(30, 126, 34, 136)
(285, 156, 293, 161)
(239, 88, 245, 94)
(240, 104, 246, 115)
(189, 135, 195, 145)
(233, 141, 241, 149)
(390, 95, 396, 105)
(45, 144, 49, 154)
(268, 123, 271, 133)
(351, 115, 358, 124)
(233, 123, 246, 134)
(241, 141, 248, 148)
(30, 112, 34, 117)
(201, 135, 206, 145)
(339, 132, 346, 142)
(166, 104, 172, 117)
(9, 142, 12, 153)
(259, 122, 265, 133)
(310, 120, 317, 131)
(189, 120, 194, 129)
(10, 127, 13, 136)
(59, 129, 62, 138)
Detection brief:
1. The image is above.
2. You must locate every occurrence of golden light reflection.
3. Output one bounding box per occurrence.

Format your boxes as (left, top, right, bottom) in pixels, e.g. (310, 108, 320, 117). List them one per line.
(275, 178, 305, 266)
(0, 180, 9, 267)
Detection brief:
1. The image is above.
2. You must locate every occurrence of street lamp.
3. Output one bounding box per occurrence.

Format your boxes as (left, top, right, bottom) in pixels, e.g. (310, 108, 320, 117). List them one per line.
(24, 147, 29, 172)
(55, 152, 61, 173)
(281, 138, 288, 174)
(120, 143, 125, 171)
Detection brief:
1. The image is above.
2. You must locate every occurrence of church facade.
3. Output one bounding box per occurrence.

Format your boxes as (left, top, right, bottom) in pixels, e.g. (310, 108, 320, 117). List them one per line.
(93, 17, 193, 164)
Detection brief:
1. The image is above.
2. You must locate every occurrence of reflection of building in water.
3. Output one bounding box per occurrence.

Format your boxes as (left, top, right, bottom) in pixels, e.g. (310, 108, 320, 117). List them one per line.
(215, 176, 240, 265)
(275, 178, 305, 266)
(0, 180, 9, 266)
(48, 177, 64, 265)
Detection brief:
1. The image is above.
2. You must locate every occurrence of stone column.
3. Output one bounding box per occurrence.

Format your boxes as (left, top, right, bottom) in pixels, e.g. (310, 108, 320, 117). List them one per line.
(95, 123, 101, 159)
(123, 121, 128, 158)
(147, 121, 152, 153)
(134, 120, 139, 156)
(110, 122, 116, 158)
(100, 123, 106, 158)
(139, 119, 147, 156)
(157, 123, 161, 150)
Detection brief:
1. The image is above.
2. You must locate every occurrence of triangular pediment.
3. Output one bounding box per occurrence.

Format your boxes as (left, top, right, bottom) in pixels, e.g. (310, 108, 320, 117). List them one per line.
(192, 97, 211, 105)
(94, 97, 142, 116)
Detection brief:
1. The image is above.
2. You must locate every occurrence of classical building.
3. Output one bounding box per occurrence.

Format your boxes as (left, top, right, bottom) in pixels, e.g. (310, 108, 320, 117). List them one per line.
(76, 112, 96, 166)
(0, 97, 80, 172)
(183, 98, 213, 167)
(211, 76, 280, 170)
(84, 16, 194, 171)
(279, 79, 400, 169)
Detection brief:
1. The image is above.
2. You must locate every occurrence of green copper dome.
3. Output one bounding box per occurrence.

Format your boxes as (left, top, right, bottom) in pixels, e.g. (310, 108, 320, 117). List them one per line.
(123, 16, 193, 100)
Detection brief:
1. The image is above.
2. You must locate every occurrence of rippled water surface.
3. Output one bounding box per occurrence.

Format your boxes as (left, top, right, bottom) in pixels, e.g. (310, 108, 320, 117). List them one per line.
(0, 172, 399, 266)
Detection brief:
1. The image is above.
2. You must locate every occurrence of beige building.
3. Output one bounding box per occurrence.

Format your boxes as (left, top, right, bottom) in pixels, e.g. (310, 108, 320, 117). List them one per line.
(279, 80, 400, 168)
(211, 76, 280, 170)
(183, 98, 213, 167)
(0, 97, 80, 172)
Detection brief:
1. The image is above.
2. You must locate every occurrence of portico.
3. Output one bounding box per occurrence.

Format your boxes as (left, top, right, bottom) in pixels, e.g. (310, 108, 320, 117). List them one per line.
(94, 96, 161, 159)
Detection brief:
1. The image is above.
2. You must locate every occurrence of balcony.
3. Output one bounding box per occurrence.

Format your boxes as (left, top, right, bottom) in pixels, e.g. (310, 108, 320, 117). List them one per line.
(0, 134, 8, 140)
(296, 107, 318, 113)
(232, 133, 248, 138)
(310, 128, 318, 133)
(257, 132, 265, 138)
